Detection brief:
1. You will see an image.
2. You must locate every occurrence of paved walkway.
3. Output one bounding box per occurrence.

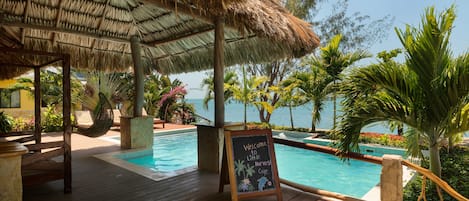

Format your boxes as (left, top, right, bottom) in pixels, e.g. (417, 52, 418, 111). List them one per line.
(23, 123, 341, 201)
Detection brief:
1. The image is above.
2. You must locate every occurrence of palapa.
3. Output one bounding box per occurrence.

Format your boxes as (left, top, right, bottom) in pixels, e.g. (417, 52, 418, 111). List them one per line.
(0, 0, 320, 79)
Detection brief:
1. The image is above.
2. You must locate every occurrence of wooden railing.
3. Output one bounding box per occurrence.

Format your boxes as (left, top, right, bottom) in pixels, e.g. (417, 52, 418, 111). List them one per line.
(273, 137, 468, 201)
(401, 160, 468, 201)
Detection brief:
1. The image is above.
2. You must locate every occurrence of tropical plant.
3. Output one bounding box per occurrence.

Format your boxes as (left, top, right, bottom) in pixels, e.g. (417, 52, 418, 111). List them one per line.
(144, 74, 172, 116)
(0, 112, 12, 133)
(225, 66, 268, 128)
(158, 85, 187, 121)
(245, 60, 297, 123)
(309, 34, 370, 129)
(278, 79, 307, 129)
(336, 6, 469, 177)
(11, 69, 83, 110)
(283, 66, 332, 132)
(200, 71, 239, 110)
(79, 71, 129, 111)
(42, 105, 63, 132)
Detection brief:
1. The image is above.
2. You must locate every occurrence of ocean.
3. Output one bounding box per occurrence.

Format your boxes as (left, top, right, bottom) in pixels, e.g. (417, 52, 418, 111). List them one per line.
(187, 99, 395, 134)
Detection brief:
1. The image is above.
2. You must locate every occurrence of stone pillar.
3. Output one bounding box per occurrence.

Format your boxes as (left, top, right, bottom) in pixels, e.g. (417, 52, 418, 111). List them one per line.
(381, 154, 403, 201)
(0, 142, 28, 201)
(196, 122, 244, 173)
(120, 116, 153, 149)
(197, 124, 224, 173)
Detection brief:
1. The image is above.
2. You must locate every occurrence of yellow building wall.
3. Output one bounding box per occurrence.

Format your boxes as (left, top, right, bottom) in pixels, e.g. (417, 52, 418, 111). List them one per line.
(0, 79, 35, 119)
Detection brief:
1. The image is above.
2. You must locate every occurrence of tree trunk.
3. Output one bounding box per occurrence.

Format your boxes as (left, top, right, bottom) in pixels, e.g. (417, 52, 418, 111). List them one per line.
(397, 125, 403, 136)
(429, 142, 442, 178)
(332, 93, 337, 130)
(311, 102, 316, 132)
(243, 102, 247, 130)
(259, 108, 268, 123)
(289, 104, 294, 129)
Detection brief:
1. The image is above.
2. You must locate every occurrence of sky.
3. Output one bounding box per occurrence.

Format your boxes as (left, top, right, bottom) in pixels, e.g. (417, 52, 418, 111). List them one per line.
(170, 0, 469, 99)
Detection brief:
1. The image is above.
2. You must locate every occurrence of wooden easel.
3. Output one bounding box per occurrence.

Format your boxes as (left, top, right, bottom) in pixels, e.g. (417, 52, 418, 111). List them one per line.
(219, 129, 282, 201)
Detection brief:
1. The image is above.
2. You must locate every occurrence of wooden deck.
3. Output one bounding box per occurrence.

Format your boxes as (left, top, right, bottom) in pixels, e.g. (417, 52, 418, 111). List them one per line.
(22, 124, 339, 201)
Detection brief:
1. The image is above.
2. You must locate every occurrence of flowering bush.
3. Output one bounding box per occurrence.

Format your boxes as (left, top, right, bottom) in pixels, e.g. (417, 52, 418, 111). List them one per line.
(11, 117, 35, 131)
(359, 132, 406, 148)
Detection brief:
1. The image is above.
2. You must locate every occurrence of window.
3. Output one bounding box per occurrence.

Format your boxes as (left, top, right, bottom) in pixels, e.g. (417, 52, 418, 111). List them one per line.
(0, 89, 20, 108)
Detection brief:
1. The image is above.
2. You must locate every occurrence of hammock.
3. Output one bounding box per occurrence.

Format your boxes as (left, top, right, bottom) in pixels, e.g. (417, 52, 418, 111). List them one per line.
(75, 92, 114, 138)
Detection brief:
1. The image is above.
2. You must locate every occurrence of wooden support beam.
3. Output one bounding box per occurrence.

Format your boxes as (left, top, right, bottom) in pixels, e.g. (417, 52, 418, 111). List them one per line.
(38, 58, 63, 68)
(62, 54, 72, 193)
(34, 67, 41, 145)
(130, 36, 144, 117)
(213, 16, 225, 128)
(147, 26, 214, 46)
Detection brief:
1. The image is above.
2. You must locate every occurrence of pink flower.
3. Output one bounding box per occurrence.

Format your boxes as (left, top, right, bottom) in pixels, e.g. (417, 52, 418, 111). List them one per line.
(158, 85, 187, 107)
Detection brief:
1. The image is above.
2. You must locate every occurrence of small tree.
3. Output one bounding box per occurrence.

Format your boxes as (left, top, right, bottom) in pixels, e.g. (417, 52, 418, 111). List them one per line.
(309, 34, 370, 129)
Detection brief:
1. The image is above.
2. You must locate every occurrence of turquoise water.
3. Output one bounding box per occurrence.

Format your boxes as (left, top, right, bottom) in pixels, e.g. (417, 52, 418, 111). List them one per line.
(274, 144, 381, 197)
(117, 132, 197, 172)
(188, 99, 395, 134)
(116, 131, 406, 198)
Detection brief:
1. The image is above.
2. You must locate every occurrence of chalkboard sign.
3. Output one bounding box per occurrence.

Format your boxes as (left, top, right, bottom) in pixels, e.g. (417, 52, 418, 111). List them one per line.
(222, 129, 282, 201)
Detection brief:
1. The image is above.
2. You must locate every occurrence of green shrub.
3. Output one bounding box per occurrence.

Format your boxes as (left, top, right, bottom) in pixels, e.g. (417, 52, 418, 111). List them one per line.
(403, 146, 469, 200)
(0, 112, 12, 133)
(11, 117, 35, 131)
(42, 106, 63, 132)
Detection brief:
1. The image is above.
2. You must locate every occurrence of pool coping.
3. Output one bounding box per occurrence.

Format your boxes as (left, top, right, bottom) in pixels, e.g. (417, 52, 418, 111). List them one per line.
(95, 127, 198, 182)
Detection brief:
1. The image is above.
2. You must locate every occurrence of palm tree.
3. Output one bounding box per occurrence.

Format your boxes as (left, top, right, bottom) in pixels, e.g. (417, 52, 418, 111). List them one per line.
(278, 80, 307, 129)
(225, 66, 268, 128)
(337, 6, 469, 177)
(283, 67, 332, 132)
(200, 71, 239, 110)
(309, 34, 370, 129)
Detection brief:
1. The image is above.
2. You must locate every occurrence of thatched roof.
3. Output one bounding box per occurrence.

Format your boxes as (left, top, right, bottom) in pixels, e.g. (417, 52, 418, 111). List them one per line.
(0, 0, 319, 79)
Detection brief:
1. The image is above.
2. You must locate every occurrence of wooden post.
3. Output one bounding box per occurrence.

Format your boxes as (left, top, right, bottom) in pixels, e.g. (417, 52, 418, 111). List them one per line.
(34, 67, 41, 145)
(62, 55, 72, 193)
(381, 154, 403, 201)
(130, 35, 144, 117)
(213, 16, 225, 128)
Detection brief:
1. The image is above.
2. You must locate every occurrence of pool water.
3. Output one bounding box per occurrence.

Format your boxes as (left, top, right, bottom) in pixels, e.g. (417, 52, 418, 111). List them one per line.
(115, 131, 402, 198)
(274, 144, 381, 197)
(116, 132, 197, 172)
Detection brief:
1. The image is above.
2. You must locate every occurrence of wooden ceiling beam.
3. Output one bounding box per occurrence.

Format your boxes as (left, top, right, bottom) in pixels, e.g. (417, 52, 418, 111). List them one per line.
(21, 0, 32, 44)
(51, 0, 65, 47)
(0, 21, 136, 45)
(0, 47, 65, 57)
(146, 26, 214, 46)
(90, 0, 112, 51)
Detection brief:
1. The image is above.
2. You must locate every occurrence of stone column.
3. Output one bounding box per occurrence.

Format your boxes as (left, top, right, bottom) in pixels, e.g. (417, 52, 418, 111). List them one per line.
(0, 142, 28, 201)
(381, 154, 403, 201)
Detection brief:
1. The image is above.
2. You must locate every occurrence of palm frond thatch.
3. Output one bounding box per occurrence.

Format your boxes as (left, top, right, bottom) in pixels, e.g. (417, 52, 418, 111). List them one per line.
(0, 0, 319, 79)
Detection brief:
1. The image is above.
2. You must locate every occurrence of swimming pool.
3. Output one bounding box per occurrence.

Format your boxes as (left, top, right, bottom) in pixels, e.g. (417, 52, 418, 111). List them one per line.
(102, 129, 405, 198)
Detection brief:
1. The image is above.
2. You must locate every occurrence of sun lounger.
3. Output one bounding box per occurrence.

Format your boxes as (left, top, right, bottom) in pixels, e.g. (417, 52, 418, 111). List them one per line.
(74, 110, 93, 128)
(113, 109, 122, 127)
(142, 108, 165, 128)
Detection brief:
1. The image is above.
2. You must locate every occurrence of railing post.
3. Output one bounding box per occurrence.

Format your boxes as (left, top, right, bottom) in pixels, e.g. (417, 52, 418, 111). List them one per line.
(381, 154, 403, 201)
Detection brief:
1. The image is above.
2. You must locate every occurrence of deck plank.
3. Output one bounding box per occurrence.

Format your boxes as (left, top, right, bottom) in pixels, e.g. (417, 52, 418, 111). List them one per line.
(23, 125, 338, 201)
